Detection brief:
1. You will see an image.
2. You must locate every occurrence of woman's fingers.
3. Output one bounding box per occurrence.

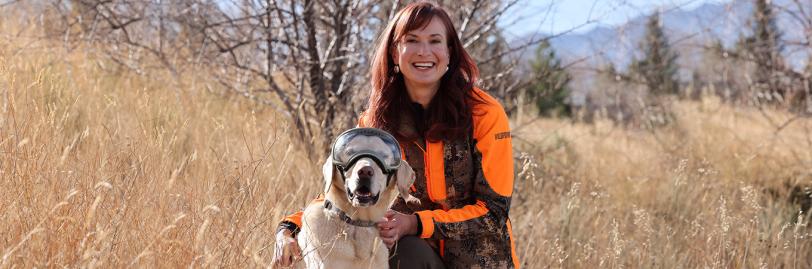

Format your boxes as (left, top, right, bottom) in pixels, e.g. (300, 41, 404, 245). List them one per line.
(272, 240, 287, 266)
(280, 246, 291, 266)
(285, 243, 299, 265)
(286, 244, 301, 265)
(271, 250, 282, 267)
(291, 242, 302, 259)
(272, 230, 300, 267)
(379, 224, 401, 250)
(379, 226, 398, 238)
(377, 221, 391, 230)
(377, 216, 399, 230)
(381, 235, 396, 248)
(379, 211, 410, 249)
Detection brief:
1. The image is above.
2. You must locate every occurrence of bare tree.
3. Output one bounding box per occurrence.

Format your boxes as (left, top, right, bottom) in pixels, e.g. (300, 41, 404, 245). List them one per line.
(31, 0, 546, 159)
(777, 0, 812, 113)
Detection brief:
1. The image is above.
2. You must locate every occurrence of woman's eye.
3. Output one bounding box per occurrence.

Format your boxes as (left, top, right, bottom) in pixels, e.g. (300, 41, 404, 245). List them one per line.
(431, 40, 442, 44)
(405, 39, 417, 43)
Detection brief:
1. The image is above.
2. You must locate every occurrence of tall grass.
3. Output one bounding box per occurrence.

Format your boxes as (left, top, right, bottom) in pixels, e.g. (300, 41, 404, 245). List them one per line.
(2, 14, 811, 269)
(1, 20, 318, 268)
(512, 97, 812, 268)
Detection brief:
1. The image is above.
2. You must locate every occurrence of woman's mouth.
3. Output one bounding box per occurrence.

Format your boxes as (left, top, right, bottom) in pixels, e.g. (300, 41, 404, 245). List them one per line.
(412, 62, 435, 70)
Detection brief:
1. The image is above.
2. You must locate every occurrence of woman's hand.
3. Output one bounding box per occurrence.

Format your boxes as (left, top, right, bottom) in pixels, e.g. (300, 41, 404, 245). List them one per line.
(271, 229, 301, 268)
(377, 210, 418, 248)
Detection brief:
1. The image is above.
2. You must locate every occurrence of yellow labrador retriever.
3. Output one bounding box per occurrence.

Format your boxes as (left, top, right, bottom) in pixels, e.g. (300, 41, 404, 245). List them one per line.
(297, 128, 417, 269)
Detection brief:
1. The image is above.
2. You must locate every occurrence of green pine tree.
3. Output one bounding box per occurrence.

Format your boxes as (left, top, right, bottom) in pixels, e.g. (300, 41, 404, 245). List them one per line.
(738, 0, 785, 102)
(527, 40, 571, 117)
(632, 12, 680, 97)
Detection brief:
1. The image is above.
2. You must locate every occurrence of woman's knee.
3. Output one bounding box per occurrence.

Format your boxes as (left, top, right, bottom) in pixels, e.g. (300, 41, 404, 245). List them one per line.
(389, 236, 445, 269)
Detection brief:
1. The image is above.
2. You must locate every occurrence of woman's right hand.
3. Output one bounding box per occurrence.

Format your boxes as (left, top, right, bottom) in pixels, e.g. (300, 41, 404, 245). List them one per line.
(271, 229, 302, 268)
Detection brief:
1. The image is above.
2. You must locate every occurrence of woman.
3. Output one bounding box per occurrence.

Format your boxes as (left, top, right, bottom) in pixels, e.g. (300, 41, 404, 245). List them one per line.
(273, 2, 518, 268)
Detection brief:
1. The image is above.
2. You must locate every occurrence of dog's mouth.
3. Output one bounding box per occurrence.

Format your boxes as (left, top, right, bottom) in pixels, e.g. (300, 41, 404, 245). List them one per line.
(347, 187, 380, 206)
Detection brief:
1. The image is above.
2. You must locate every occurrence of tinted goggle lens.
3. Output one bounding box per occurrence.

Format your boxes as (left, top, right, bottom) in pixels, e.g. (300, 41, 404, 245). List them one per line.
(331, 128, 401, 172)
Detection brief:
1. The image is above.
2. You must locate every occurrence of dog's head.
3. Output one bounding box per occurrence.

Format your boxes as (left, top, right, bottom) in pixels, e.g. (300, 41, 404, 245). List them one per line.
(324, 128, 417, 207)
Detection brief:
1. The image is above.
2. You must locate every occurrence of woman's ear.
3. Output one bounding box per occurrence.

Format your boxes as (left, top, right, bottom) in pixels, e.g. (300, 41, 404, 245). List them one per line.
(390, 43, 400, 64)
(396, 159, 420, 204)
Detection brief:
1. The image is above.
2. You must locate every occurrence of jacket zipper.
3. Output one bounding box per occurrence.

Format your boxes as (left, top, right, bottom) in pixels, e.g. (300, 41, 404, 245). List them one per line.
(423, 141, 436, 202)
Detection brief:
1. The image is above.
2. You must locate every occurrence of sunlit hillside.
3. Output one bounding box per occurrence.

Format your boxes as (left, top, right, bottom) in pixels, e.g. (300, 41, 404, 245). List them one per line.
(2, 14, 811, 269)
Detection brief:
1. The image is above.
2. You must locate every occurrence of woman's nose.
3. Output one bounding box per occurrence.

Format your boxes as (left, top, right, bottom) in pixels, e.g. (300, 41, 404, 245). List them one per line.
(416, 42, 428, 56)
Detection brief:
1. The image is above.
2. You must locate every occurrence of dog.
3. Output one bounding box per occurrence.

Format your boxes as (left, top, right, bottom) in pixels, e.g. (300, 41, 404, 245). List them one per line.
(296, 128, 417, 269)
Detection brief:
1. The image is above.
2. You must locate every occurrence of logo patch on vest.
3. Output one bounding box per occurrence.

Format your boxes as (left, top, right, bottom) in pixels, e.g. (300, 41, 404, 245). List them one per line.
(495, 131, 511, 140)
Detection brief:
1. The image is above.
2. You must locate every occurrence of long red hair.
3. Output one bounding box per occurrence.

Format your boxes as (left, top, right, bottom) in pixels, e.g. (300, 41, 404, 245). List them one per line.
(367, 1, 483, 142)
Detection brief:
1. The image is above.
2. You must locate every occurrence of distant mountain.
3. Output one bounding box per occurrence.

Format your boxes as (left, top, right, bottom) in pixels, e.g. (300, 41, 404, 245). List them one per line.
(516, 0, 809, 73)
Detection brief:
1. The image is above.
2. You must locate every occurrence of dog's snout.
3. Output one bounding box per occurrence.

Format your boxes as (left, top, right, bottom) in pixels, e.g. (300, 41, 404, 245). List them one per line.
(357, 166, 374, 178)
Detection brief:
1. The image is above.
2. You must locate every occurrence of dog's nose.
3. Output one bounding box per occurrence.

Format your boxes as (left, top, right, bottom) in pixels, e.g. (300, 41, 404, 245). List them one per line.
(358, 166, 374, 178)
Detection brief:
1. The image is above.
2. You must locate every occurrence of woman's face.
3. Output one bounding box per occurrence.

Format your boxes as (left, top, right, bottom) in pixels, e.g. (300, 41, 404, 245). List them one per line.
(392, 17, 450, 90)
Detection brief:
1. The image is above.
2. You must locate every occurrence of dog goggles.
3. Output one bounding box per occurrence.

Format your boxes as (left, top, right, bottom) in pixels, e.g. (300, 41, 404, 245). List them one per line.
(331, 128, 402, 178)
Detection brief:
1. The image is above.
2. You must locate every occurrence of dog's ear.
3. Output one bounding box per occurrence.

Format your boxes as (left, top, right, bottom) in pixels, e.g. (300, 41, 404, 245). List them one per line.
(322, 156, 336, 194)
(396, 159, 420, 204)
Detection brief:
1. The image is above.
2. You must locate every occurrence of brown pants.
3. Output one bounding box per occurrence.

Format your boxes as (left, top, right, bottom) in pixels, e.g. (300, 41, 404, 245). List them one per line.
(389, 236, 446, 269)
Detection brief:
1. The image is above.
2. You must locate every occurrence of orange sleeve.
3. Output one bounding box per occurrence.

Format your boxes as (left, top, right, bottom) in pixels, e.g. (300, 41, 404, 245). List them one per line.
(281, 211, 304, 227)
(278, 197, 324, 235)
(414, 88, 514, 240)
(471, 89, 514, 196)
(415, 200, 490, 238)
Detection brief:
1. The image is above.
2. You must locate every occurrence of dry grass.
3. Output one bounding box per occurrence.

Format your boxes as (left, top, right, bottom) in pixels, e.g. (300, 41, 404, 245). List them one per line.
(1, 20, 318, 268)
(2, 16, 811, 269)
(512, 97, 812, 268)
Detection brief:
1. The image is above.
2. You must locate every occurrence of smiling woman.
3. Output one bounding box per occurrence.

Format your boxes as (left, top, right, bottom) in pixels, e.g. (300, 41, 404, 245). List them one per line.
(273, 2, 518, 269)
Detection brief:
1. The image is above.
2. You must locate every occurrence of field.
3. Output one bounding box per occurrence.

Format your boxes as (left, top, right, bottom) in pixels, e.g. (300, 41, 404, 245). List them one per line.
(2, 20, 811, 269)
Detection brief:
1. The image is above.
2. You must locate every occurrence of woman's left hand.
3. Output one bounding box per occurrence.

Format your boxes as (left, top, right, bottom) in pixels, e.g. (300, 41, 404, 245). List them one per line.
(377, 210, 418, 248)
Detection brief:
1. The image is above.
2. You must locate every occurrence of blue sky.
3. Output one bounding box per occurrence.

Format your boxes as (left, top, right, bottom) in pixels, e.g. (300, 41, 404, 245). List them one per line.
(501, 0, 729, 37)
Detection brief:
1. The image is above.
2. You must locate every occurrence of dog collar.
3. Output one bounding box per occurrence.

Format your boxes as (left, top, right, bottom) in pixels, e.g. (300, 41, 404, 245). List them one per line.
(323, 199, 378, 227)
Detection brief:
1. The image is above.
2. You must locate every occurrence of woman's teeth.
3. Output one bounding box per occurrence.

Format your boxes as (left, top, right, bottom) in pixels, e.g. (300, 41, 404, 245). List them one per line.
(413, 62, 435, 70)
